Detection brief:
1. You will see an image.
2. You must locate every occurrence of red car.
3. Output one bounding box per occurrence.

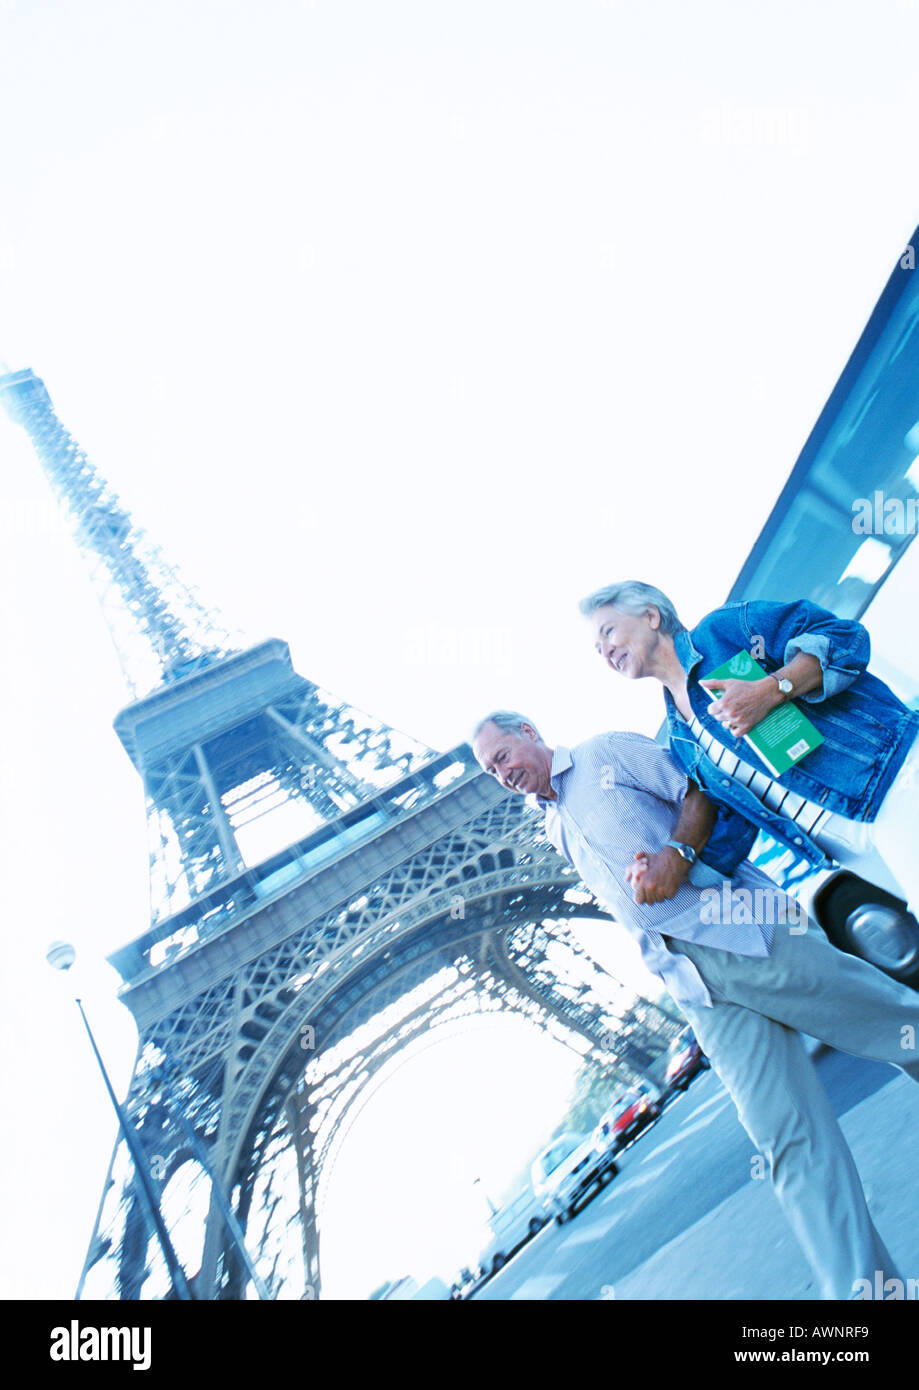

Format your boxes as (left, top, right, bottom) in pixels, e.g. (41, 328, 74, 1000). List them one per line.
(592, 1087, 661, 1155)
(664, 1026, 710, 1092)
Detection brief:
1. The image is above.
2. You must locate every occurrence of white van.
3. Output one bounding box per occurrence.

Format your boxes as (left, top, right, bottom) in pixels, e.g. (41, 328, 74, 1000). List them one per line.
(530, 1129, 619, 1225)
(475, 1184, 549, 1276)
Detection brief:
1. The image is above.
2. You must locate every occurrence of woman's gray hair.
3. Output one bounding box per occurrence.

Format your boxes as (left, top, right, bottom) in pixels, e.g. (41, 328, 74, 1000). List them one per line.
(578, 580, 683, 635)
(471, 709, 541, 742)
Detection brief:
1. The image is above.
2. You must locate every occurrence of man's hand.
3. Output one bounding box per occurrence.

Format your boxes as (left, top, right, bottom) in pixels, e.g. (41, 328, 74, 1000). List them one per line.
(624, 847, 689, 905)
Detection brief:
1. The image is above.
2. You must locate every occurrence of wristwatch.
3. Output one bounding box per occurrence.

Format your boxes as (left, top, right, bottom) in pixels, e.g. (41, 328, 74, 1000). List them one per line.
(771, 674, 794, 697)
(665, 839, 697, 865)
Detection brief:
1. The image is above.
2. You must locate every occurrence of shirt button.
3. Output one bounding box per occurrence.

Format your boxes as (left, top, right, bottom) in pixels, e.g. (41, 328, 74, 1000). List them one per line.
(793, 837, 803, 845)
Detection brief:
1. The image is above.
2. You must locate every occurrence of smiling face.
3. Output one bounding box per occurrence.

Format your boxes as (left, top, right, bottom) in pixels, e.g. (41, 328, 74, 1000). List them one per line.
(589, 603, 663, 680)
(472, 720, 555, 799)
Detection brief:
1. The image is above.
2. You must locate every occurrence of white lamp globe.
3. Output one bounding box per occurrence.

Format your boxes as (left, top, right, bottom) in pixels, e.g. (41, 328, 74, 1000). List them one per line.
(46, 940, 76, 971)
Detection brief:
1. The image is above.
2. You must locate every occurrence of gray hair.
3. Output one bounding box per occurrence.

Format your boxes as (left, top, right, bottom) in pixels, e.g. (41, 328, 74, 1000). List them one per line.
(471, 709, 541, 743)
(578, 580, 683, 636)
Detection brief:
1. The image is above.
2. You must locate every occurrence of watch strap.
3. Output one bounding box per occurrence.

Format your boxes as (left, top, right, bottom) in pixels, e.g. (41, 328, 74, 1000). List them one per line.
(666, 839, 697, 864)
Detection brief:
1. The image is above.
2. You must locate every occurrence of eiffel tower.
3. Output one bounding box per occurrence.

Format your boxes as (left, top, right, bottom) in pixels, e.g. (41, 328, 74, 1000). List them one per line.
(2, 367, 684, 1300)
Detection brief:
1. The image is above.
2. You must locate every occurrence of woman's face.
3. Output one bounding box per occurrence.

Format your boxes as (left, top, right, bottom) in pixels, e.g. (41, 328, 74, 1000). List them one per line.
(589, 604, 661, 680)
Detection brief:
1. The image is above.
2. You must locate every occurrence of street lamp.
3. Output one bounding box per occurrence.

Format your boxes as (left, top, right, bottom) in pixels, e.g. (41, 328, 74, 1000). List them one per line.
(47, 940, 193, 1301)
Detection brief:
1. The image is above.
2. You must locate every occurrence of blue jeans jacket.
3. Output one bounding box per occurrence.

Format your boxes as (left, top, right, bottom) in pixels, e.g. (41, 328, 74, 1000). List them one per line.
(664, 599, 919, 873)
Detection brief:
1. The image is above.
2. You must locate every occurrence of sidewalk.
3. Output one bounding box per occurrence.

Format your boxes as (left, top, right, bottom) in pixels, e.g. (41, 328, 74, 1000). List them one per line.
(604, 1071, 919, 1300)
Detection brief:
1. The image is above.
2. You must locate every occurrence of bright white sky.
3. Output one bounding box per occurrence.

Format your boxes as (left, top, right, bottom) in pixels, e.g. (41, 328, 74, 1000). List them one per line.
(1, 0, 918, 1301)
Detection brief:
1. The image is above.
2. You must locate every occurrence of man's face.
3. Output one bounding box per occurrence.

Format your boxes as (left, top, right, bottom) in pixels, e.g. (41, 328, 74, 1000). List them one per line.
(472, 720, 554, 799)
(589, 603, 661, 679)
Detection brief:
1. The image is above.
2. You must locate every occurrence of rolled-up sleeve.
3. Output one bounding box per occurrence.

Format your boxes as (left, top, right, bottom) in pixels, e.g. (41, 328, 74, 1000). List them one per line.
(743, 599, 871, 703)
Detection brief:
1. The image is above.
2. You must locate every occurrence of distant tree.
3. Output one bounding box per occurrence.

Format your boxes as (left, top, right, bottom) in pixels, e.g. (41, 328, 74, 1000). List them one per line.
(557, 1058, 623, 1136)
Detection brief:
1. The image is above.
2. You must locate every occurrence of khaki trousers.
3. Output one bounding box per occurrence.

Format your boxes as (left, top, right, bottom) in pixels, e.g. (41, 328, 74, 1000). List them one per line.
(665, 919, 919, 1299)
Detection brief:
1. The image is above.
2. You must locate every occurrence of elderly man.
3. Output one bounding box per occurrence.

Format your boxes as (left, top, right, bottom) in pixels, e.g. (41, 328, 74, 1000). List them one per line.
(471, 710, 919, 1300)
(578, 580, 919, 913)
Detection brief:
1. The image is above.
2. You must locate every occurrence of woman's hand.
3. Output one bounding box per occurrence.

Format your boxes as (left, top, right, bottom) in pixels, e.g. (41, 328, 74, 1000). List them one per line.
(697, 675, 782, 740)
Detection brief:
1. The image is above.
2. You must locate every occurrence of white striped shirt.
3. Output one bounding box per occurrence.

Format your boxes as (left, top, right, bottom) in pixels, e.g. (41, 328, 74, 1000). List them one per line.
(686, 712, 833, 838)
(535, 732, 789, 1009)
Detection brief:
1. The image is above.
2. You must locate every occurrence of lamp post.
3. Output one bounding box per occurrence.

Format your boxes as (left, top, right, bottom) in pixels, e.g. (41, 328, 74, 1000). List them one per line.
(47, 941, 193, 1301)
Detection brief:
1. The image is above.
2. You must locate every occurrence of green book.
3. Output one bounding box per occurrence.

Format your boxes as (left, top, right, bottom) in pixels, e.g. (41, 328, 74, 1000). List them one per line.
(701, 650, 825, 778)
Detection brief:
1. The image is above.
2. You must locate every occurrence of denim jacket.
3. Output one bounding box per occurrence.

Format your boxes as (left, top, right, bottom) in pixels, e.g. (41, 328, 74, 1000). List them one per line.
(663, 599, 919, 873)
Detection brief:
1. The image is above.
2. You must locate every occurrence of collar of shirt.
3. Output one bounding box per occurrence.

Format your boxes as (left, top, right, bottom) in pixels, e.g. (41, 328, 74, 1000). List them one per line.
(673, 625, 703, 677)
(534, 745, 572, 810)
(665, 628, 704, 731)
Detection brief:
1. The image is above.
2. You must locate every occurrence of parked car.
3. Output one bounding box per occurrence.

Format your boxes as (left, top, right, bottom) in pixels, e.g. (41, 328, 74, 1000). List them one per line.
(766, 846, 919, 990)
(449, 1265, 484, 1300)
(664, 1026, 710, 1093)
(474, 1183, 549, 1277)
(592, 1083, 662, 1155)
(531, 1129, 619, 1225)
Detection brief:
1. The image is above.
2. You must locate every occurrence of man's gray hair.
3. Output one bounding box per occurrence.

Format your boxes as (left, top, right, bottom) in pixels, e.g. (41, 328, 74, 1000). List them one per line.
(471, 709, 541, 743)
(578, 580, 683, 636)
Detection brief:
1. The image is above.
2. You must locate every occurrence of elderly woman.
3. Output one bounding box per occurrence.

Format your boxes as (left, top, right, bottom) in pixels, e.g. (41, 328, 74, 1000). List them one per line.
(578, 580, 919, 914)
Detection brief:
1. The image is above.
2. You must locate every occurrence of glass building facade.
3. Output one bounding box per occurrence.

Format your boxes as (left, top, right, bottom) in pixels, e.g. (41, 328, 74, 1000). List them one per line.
(728, 228, 919, 703)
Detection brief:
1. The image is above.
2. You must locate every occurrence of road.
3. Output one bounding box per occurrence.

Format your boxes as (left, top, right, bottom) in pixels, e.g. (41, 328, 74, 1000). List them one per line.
(469, 1048, 912, 1301)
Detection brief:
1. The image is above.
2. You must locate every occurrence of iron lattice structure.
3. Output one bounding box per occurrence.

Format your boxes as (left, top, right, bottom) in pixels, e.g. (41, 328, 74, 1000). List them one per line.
(1, 369, 243, 699)
(2, 368, 685, 1300)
